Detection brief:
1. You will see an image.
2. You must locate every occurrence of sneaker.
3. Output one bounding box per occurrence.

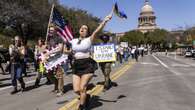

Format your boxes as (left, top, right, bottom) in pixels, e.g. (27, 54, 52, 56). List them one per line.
(56, 92, 63, 97)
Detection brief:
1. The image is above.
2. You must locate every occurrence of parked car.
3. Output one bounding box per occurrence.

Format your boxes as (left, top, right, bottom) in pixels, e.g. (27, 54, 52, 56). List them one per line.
(185, 50, 193, 57)
(191, 49, 195, 58)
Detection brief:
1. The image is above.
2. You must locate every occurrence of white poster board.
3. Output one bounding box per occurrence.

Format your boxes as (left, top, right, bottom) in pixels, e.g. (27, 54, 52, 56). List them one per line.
(93, 44, 116, 62)
(120, 42, 128, 48)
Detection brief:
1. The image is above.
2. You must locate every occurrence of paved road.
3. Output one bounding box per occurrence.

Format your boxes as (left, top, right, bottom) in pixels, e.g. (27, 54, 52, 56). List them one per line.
(89, 54, 195, 110)
(1, 54, 195, 110)
(0, 61, 125, 110)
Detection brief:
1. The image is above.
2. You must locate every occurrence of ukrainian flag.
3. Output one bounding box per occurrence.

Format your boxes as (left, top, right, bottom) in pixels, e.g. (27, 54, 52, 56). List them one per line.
(114, 2, 127, 19)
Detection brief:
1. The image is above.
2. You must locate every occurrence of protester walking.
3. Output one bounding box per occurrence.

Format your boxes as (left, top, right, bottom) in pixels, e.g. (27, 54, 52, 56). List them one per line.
(34, 38, 52, 87)
(135, 47, 139, 62)
(9, 36, 26, 94)
(69, 12, 112, 109)
(98, 34, 114, 91)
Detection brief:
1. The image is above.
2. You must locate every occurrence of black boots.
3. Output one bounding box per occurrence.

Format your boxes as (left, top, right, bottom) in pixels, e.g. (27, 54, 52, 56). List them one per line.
(104, 79, 112, 90)
(78, 94, 91, 110)
(10, 78, 26, 94)
(18, 78, 25, 92)
(78, 105, 85, 110)
(10, 87, 18, 94)
(85, 94, 91, 108)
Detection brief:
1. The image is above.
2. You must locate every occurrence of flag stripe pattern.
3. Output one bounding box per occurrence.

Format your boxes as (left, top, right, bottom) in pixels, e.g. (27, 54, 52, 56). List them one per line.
(51, 8, 73, 42)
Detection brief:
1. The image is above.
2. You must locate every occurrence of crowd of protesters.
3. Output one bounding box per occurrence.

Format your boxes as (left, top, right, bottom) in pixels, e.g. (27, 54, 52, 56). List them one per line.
(0, 36, 148, 108)
(0, 15, 148, 110)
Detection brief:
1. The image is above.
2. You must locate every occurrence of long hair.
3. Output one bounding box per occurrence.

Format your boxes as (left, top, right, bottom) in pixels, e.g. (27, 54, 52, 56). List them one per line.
(77, 25, 91, 44)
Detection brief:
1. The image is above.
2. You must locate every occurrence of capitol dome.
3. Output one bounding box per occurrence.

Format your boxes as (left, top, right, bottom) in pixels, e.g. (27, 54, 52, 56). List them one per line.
(137, 0, 158, 33)
(141, 1, 153, 13)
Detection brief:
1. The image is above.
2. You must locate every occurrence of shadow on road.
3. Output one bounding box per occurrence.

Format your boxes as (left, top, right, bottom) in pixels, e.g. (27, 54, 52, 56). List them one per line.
(88, 94, 126, 110)
(0, 83, 12, 88)
(63, 83, 73, 93)
(57, 100, 69, 105)
(88, 96, 105, 110)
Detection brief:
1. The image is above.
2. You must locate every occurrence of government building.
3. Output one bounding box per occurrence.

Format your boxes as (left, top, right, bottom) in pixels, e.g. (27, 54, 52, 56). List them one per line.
(137, 0, 158, 33)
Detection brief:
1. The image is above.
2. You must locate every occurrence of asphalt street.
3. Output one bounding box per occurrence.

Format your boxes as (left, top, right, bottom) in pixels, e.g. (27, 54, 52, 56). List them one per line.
(0, 60, 124, 110)
(89, 54, 195, 110)
(0, 54, 195, 110)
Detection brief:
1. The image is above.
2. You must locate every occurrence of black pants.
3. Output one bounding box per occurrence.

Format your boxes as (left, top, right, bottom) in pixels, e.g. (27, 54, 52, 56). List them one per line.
(0, 62, 5, 74)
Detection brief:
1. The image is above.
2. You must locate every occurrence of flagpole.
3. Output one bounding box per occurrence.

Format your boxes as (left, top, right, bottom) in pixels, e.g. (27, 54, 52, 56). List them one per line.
(45, 4, 55, 44)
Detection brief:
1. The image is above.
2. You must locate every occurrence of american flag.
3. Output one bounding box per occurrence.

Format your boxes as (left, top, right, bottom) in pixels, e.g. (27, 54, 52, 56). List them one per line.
(50, 8, 73, 42)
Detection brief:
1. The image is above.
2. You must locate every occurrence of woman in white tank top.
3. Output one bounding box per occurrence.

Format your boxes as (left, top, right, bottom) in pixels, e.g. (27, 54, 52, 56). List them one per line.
(72, 12, 113, 110)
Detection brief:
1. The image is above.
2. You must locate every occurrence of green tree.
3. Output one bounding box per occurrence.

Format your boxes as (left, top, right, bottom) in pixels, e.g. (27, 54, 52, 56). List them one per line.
(146, 29, 169, 49)
(120, 30, 144, 45)
(184, 27, 195, 44)
(0, 0, 101, 43)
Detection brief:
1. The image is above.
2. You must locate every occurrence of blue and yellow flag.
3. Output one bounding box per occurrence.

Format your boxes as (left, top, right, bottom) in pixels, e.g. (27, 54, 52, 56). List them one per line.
(114, 2, 127, 19)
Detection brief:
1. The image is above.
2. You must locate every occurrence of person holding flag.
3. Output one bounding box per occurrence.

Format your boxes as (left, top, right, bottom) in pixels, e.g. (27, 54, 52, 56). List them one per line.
(48, 5, 112, 109)
(45, 4, 112, 109)
(69, 12, 113, 110)
(43, 4, 75, 96)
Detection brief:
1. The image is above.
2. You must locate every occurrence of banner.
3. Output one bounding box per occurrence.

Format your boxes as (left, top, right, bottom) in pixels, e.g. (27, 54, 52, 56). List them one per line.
(39, 46, 68, 71)
(93, 44, 116, 62)
(44, 53, 68, 71)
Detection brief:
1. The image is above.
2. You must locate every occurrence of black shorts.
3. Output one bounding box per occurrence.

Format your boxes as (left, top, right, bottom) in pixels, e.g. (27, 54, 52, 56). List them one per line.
(73, 58, 98, 76)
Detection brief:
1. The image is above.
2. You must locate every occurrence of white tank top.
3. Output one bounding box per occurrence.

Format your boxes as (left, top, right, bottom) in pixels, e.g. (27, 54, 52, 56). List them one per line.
(70, 37, 92, 59)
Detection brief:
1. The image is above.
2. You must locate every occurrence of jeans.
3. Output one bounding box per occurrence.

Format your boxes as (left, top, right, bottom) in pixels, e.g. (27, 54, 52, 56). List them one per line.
(61, 63, 68, 75)
(11, 63, 25, 88)
(124, 52, 128, 61)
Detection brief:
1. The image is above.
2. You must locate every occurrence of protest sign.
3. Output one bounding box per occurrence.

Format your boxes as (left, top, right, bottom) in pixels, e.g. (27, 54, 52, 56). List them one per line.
(93, 44, 116, 62)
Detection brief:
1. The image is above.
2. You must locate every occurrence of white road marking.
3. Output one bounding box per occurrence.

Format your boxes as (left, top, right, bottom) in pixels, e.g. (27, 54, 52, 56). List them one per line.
(140, 62, 159, 66)
(166, 55, 195, 67)
(171, 64, 191, 67)
(152, 55, 195, 93)
(152, 55, 168, 68)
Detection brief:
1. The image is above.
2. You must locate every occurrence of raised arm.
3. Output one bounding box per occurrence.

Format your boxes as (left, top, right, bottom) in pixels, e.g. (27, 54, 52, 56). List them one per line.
(90, 10, 113, 42)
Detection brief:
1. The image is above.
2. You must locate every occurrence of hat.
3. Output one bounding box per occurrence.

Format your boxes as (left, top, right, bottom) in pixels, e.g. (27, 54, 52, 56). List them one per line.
(100, 34, 110, 41)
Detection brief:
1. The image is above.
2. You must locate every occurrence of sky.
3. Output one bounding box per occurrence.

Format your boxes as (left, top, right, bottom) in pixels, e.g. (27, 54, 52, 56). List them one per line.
(59, 0, 195, 33)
